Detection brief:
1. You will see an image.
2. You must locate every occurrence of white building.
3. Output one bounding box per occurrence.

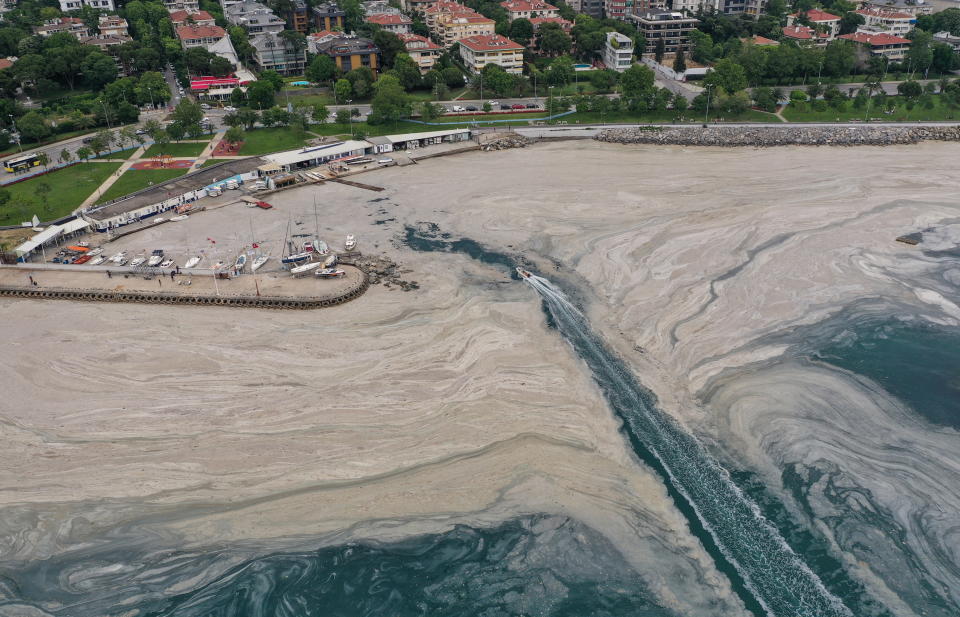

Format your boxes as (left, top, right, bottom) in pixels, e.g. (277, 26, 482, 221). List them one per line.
(602, 31, 633, 72)
(458, 33, 524, 75)
(855, 8, 915, 36)
(59, 0, 114, 12)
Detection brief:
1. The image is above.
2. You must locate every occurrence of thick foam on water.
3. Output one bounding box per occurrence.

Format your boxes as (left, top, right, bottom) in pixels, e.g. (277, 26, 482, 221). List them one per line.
(520, 273, 852, 617)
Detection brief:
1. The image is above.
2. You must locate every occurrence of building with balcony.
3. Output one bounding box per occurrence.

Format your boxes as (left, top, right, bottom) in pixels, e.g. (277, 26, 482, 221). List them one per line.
(438, 13, 496, 46)
(629, 11, 698, 56)
(499, 0, 559, 21)
(308, 29, 340, 52)
(781, 24, 830, 46)
(226, 1, 286, 34)
(97, 14, 129, 36)
(312, 2, 345, 31)
(169, 10, 215, 26)
(283, 0, 310, 33)
(854, 8, 915, 36)
(314, 34, 381, 75)
(59, 0, 114, 12)
(786, 9, 840, 39)
(838, 31, 911, 60)
(250, 30, 307, 75)
(163, 0, 200, 12)
(366, 12, 413, 33)
(459, 33, 524, 74)
(861, 0, 933, 16)
(530, 16, 571, 32)
(34, 17, 90, 38)
(398, 32, 442, 72)
(602, 31, 633, 71)
(177, 23, 228, 49)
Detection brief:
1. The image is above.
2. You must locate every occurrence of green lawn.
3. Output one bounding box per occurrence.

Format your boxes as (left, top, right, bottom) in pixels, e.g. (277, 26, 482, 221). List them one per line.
(561, 109, 781, 124)
(238, 127, 311, 155)
(201, 158, 230, 167)
(142, 140, 209, 158)
(782, 97, 960, 122)
(95, 168, 188, 204)
(96, 147, 140, 160)
(0, 162, 122, 225)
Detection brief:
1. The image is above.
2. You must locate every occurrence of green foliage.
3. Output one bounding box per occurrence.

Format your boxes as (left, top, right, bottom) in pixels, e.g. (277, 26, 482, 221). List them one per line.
(312, 103, 330, 124)
(306, 54, 338, 83)
(619, 63, 655, 99)
(480, 63, 517, 97)
(373, 30, 406, 69)
(390, 53, 422, 90)
(368, 74, 412, 124)
(704, 58, 747, 94)
(539, 23, 572, 57)
(334, 78, 352, 103)
(247, 80, 276, 109)
(897, 80, 923, 100)
(673, 49, 687, 74)
(589, 69, 618, 93)
(16, 110, 49, 142)
(259, 70, 285, 92)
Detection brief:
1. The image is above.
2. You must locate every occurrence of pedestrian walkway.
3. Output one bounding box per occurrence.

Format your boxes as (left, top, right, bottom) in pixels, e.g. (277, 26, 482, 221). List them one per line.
(79, 145, 146, 209)
(188, 129, 226, 171)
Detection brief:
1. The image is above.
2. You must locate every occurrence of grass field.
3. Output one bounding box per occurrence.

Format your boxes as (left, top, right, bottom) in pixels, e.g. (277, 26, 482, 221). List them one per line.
(201, 158, 230, 167)
(238, 128, 311, 155)
(0, 162, 123, 225)
(142, 141, 209, 158)
(96, 147, 140, 160)
(782, 96, 960, 122)
(95, 168, 188, 204)
(561, 108, 781, 124)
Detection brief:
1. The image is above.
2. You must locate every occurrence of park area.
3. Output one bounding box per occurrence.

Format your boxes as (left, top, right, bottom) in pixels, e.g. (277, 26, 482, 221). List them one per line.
(782, 96, 960, 123)
(0, 162, 122, 226)
(142, 140, 210, 158)
(95, 168, 189, 204)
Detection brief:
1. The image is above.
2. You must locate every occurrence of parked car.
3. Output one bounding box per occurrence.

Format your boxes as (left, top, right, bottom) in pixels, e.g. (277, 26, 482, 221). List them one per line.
(500, 104, 511, 110)
(135, 129, 147, 135)
(224, 106, 236, 112)
(488, 101, 498, 107)
(451, 105, 465, 112)
(200, 103, 211, 109)
(511, 104, 525, 110)
(465, 105, 478, 111)
(526, 103, 539, 109)
(82, 137, 94, 144)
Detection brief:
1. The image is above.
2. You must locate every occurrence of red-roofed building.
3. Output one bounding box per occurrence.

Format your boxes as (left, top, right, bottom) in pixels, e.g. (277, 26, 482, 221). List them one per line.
(855, 8, 915, 36)
(781, 25, 830, 46)
(366, 12, 413, 33)
(437, 12, 496, 46)
(0, 58, 14, 71)
(459, 33, 524, 74)
(176, 24, 228, 49)
(742, 34, 779, 46)
(500, 0, 558, 21)
(307, 29, 339, 53)
(530, 16, 572, 32)
(169, 10, 216, 26)
(838, 31, 911, 60)
(397, 33, 442, 73)
(787, 9, 841, 39)
(34, 17, 90, 38)
(190, 75, 251, 101)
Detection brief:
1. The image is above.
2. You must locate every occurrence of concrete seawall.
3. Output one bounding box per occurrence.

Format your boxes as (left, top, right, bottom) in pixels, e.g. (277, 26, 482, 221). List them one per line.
(0, 270, 369, 310)
(596, 125, 960, 147)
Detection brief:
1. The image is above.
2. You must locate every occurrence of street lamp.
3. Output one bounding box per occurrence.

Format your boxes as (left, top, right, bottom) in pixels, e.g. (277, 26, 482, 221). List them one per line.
(99, 98, 113, 130)
(8, 115, 22, 153)
(548, 85, 555, 119)
(346, 99, 354, 138)
(703, 84, 713, 127)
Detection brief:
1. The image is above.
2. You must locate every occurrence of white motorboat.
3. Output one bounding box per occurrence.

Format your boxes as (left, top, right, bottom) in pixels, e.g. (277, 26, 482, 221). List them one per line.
(76, 241, 89, 247)
(213, 260, 224, 270)
(153, 217, 166, 224)
(88, 247, 103, 256)
(90, 256, 106, 265)
(316, 268, 345, 278)
(234, 253, 247, 273)
(130, 255, 147, 267)
(315, 240, 329, 255)
(290, 261, 321, 276)
(170, 215, 188, 221)
(184, 256, 202, 269)
(345, 235, 357, 251)
(251, 254, 270, 271)
(160, 259, 174, 268)
(516, 267, 532, 279)
(147, 250, 164, 267)
(109, 251, 127, 263)
(322, 254, 337, 268)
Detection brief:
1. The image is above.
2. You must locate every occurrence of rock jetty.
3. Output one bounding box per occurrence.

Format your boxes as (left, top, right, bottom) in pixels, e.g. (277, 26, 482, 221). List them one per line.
(596, 125, 960, 147)
(481, 135, 530, 151)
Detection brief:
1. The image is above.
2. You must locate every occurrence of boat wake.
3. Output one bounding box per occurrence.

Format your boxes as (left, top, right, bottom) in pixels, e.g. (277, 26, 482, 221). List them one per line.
(519, 271, 852, 617)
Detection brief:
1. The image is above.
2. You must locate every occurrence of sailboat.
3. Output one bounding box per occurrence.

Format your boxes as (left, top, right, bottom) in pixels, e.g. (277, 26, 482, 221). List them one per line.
(281, 216, 310, 264)
(252, 254, 270, 271)
(184, 256, 202, 269)
(234, 253, 247, 273)
(290, 261, 321, 276)
(345, 235, 357, 251)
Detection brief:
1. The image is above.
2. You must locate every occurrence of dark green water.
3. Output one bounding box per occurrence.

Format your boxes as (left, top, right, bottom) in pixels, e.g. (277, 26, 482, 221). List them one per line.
(813, 318, 960, 429)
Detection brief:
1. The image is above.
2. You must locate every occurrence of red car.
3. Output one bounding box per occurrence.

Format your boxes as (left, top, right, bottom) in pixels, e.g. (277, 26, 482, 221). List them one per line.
(255, 201, 273, 209)
(511, 104, 526, 110)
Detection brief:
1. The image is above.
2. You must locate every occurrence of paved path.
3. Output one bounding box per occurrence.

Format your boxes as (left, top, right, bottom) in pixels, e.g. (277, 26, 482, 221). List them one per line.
(78, 145, 146, 209)
(189, 129, 227, 171)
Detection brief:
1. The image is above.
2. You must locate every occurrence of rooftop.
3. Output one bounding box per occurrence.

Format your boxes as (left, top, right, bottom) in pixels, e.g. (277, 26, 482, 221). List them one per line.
(169, 9, 215, 22)
(176, 24, 227, 40)
(315, 34, 380, 55)
(788, 9, 840, 21)
(781, 25, 826, 40)
(500, 0, 558, 11)
(86, 159, 266, 222)
(312, 2, 345, 15)
(459, 33, 523, 51)
(398, 32, 442, 49)
(854, 8, 914, 19)
(745, 34, 779, 45)
(839, 31, 911, 45)
(366, 12, 412, 24)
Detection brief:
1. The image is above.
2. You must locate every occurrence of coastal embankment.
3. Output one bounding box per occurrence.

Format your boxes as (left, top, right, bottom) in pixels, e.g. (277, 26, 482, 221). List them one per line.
(596, 124, 960, 147)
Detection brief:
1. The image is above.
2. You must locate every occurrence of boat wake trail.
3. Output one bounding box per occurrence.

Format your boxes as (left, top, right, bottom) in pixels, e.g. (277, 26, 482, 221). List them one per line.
(520, 272, 852, 617)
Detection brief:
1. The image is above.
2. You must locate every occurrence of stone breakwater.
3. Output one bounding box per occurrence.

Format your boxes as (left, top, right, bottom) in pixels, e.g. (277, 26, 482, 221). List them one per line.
(596, 125, 960, 147)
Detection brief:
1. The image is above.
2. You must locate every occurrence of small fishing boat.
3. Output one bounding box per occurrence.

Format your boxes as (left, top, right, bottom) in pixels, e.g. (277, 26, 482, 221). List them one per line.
(170, 215, 188, 222)
(130, 255, 147, 267)
(90, 256, 106, 266)
(281, 251, 310, 264)
(322, 254, 337, 268)
(116, 258, 128, 266)
(316, 268, 345, 278)
(184, 256, 202, 269)
(315, 240, 329, 255)
(234, 253, 247, 273)
(88, 247, 103, 256)
(516, 268, 532, 279)
(251, 254, 270, 271)
(213, 260, 224, 270)
(290, 261, 321, 276)
(153, 217, 166, 224)
(345, 235, 357, 251)
(147, 250, 164, 267)
(76, 241, 90, 248)
(73, 254, 92, 264)
(109, 251, 127, 263)
(160, 259, 174, 268)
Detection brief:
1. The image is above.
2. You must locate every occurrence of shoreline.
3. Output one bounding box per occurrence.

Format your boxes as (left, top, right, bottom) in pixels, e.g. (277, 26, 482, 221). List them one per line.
(594, 124, 960, 147)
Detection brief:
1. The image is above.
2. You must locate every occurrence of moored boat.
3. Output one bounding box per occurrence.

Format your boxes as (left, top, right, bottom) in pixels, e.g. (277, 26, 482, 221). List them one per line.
(252, 254, 270, 271)
(322, 254, 337, 268)
(160, 259, 174, 268)
(281, 252, 310, 264)
(109, 251, 127, 263)
(90, 256, 106, 265)
(345, 235, 357, 251)
(316, 268, 345, 278)
(88, 247, 103, 256)
(147, 250, 164, 267)
(234, 253, 247, 273)
(130, 255, 147, 267)
(170, 215, 188, 221)
(184, 256, 201, 269)
(290, 261, 321, 276)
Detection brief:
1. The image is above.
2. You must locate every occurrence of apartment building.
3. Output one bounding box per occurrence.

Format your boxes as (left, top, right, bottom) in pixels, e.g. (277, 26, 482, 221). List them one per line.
(861, 0, 933, 16)
(530, 15, 572, 32)
(34, 17, 89, 38)
(366, 12, 413, 33)
(314, 34, 381, 75)
(438, 13, 496, 46)
(786, 9, 841, 39)
(283, 0, 310, 33)
(250, 30, 307, 75)
(459, 33, 524, 74)
(398, 32, 442, 73)
(781, 25, 831, 46)
(308, 29, 340, 53)
(602, 31, 633, 71)
(629, 11, 698, 55)
(163, 0, 200, 12)
(312, 2, 345, 31)
(854, 8, 915, 36)
(177, 24, 228, 49)
(97, 14, 129, 36)
(59, 0, 114, 12)
(169, 10, 216, 26)
(838, 31, 911, 60)
(499, 0, 559, 21)
(226, 1, 286, 34)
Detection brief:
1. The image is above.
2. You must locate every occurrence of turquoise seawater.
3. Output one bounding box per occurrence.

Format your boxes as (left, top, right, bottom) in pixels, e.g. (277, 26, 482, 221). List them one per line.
(813, 318, 960, 429)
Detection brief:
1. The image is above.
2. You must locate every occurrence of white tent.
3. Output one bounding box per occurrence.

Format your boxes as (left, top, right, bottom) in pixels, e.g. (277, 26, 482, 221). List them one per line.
(15, 225, 62, 257)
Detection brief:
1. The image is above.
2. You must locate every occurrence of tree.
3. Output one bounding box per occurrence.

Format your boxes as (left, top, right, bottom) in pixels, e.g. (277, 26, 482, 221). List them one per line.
(752, 86, 778, 112)
(539, 24, 572, 57)
(59, 148, 72, 164)
(442, 67, 465, 88)
(654, 38, 665, 65)
(897, 80, 923, 100)
(509, 18, 533, 46)
(673, 48, 687, 74)
(87, 133, 109, 158)
(705, 58, 747, 95)
(547, 55, 575, 86)
(823, 39, 856, 77)
(334, 78, 353, 104)
(619, 64, 655, 99)
(931, 43, 958, 74)
(237, 109, 260, 129)
(373, 30, 406, 69)
(335, 108, 351, 126)
(259, 69, 285, 92)
(224, 126, 244, 144)
(76, 146, 92, 161)
(589, 69, 618, 93)
(839, 11, 865, 35)
(312, 104, 330, 124)
(306, 54, 338, 84)
(247, 80, 276, 109)
(17, 111, 49, 142)
(261, 106, 291, 127)
(368, 74, 412, 125)
(418, 100, 442, 120)
(906, 29, 933, 75)
(37, 151, 49, 170)
(172, 100, 203, 137)
(223, 112, 243, 128)
(766, 0, 787, 19)
(480, 63, 516, 96)
(672, 92, 688, 114)
(688, 30, 716, 64)
(166, 121, 187, 141)
(231, 87, 247, 108)
(142, 118, 163, 140)
(136, 71, 171, 106)
(81, 52, 117, 89)
(391, 53, 422, 91)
